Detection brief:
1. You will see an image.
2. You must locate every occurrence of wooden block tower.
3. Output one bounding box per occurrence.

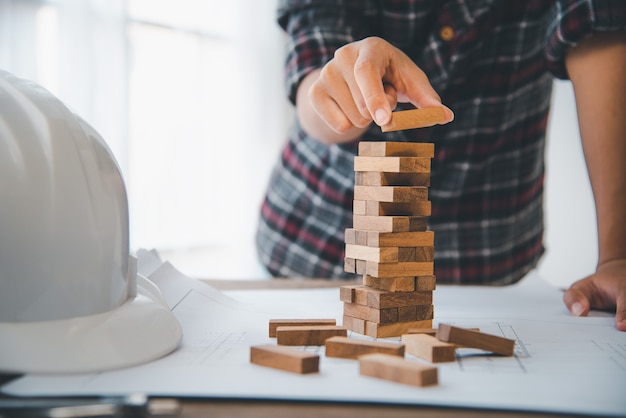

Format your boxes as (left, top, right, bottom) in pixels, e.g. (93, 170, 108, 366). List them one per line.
(341, 141, 435, 338)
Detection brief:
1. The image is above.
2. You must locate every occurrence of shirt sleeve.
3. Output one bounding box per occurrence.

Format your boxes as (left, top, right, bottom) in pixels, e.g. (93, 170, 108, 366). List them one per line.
(546, 0, 626, 79)
(277, 0, 379, 104)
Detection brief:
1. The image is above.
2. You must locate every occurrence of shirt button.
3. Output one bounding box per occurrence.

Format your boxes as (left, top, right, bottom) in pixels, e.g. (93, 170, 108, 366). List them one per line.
(439, 25, 455, 41)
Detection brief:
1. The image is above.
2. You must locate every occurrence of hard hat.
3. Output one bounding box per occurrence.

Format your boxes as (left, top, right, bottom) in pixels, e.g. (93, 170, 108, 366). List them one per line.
(0, 70, 182, 373)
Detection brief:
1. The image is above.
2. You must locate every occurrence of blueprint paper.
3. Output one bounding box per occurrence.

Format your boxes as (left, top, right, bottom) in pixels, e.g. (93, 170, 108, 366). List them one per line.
(2, 254, 625, 417)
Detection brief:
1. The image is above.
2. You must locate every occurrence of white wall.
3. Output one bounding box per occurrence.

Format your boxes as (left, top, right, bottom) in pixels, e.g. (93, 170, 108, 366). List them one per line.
(538, 80, 598, 289)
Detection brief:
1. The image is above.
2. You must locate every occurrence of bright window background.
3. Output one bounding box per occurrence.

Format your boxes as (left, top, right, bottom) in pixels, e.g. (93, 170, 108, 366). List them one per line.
(0, 0, 596, 287)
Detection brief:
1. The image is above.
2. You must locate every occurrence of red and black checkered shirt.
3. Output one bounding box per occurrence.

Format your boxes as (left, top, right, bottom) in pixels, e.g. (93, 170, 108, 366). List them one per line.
(256, 0, 626, 284)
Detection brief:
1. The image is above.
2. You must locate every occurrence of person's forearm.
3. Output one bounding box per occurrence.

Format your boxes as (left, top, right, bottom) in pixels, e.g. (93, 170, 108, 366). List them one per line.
(296, 69, 369, 144)
(566, 32, 626, 266)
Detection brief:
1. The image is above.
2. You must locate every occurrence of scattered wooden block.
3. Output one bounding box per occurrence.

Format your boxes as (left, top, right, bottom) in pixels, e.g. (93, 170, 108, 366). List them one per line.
(276, 325, 348, 346)
(401, 333, 456, 363)
(342, 314, 366, 334)
(325, 336, 405, 359)
(358, 141, 435, 157)
(250, 344, 319, 374)
(269, 319, 337, 338)
(381, 107, 447, 132)
(354, 156, 431, 173)
(363, 275, 416, 292)
(353, 215, 428, 233)
(366, 261, 434, 278)
(354, 185, 428, 203)
(355, 171, 430, 187)
(365, 319, 433, 338)
(359, 353, 438, 387)
(366, 231, 434, 247)
(437, 324, 515, 356)
(358, 200, 431, 217)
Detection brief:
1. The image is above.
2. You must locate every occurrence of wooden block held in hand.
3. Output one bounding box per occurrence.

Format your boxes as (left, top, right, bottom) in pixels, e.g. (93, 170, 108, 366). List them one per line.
(437, 324, 515, 356)
(381, 107, 447, 132)
(269, 319, 337, 338)
(250, 344, 319, 374)
(325, 336, 405, 359)
(276, 325, 348, 346)
(402, 333, 456, 363)
(358, 141, 435, 157)
(359, 353, 438, 387)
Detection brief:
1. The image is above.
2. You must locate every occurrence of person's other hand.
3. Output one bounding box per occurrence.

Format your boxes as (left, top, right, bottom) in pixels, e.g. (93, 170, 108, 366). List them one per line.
(563, 259, 626, 331)
(308, 37, 453, 134)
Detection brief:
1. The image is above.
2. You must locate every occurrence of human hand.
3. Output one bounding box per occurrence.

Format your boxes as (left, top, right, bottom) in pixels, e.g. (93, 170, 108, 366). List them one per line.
(308, 37, 453, 134)
(563, 259, 626, 331)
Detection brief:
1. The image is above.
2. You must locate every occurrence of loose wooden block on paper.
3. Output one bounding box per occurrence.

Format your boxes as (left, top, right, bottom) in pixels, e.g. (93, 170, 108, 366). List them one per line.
(366, 261, 434, 278)
(276, 325, 348, 346)
(250, 344, 319, 374)
(363, 275, 416, 292)
(325, 336, 405, 359)
(353, 215, 428, 233)
(355, 171, 430, 187)
(269, 319, 337, 338)
(354, 185, 428, 203)
(358, 141, 435, 158)
(353, 156, 431, 173)
(437, 324, 515, 356)
(401, 333, 456, 363)
(366, 231, 434, 247)
(359, 353, 438, 387)
(365, 319, 433, 338)
(381, 107, 447, 132)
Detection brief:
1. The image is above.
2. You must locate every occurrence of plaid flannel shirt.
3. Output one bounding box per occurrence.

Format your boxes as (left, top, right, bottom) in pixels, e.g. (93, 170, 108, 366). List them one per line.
(256, 0, 626, 284)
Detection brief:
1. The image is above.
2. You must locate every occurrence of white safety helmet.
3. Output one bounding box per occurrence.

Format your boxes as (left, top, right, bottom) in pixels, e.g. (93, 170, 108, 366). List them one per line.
(0, 70, 182, 373)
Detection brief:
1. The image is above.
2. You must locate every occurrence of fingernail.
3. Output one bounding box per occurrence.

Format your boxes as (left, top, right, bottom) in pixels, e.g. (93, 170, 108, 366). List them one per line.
(442, 105, 454, 122)
(375, 109, 388, 125)
(571, 302, 585, 316)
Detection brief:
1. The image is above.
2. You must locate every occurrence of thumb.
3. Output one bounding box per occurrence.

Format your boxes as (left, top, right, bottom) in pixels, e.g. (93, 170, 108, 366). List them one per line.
(563, 285, 591, 317)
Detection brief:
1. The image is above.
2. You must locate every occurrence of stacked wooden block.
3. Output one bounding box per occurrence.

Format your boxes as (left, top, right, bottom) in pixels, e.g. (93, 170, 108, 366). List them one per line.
(342, 141, 436, 338)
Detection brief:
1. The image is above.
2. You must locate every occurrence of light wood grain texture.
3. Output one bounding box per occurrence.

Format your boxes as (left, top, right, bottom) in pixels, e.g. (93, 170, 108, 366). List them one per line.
(359, 353, 438, 387)
(339, 285, 357, 303)
(365, 319, 433, 338)
(363, 275, 416, 292)
(358, 141, 435, 157)
(276, 325, 348, 346)
(325, 336, 405, 359)
(398, 305, 434, 322)
(405, 328, 438, 336)
(344, 258, 368, 275)
(355, 171, 430, 187)
(352, 215, 428, 233)
(344, 228, 368, 245)
(269, 319, 337, 338)
(381, 107, 447, 132)
(414, 246, 435, 262)
(354, 185, 428, 202)
(354, 156, 431, 173)
(345, 244, 399, 263)
(250, 344, 319, 374)
(366, 231, 435, 247)
(342, 314, 366, 335)
(356, 200, 431, 216)
(437, 324, 515, 356)
(366, 261, 434, 278)
(401, 333, 456, 363)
